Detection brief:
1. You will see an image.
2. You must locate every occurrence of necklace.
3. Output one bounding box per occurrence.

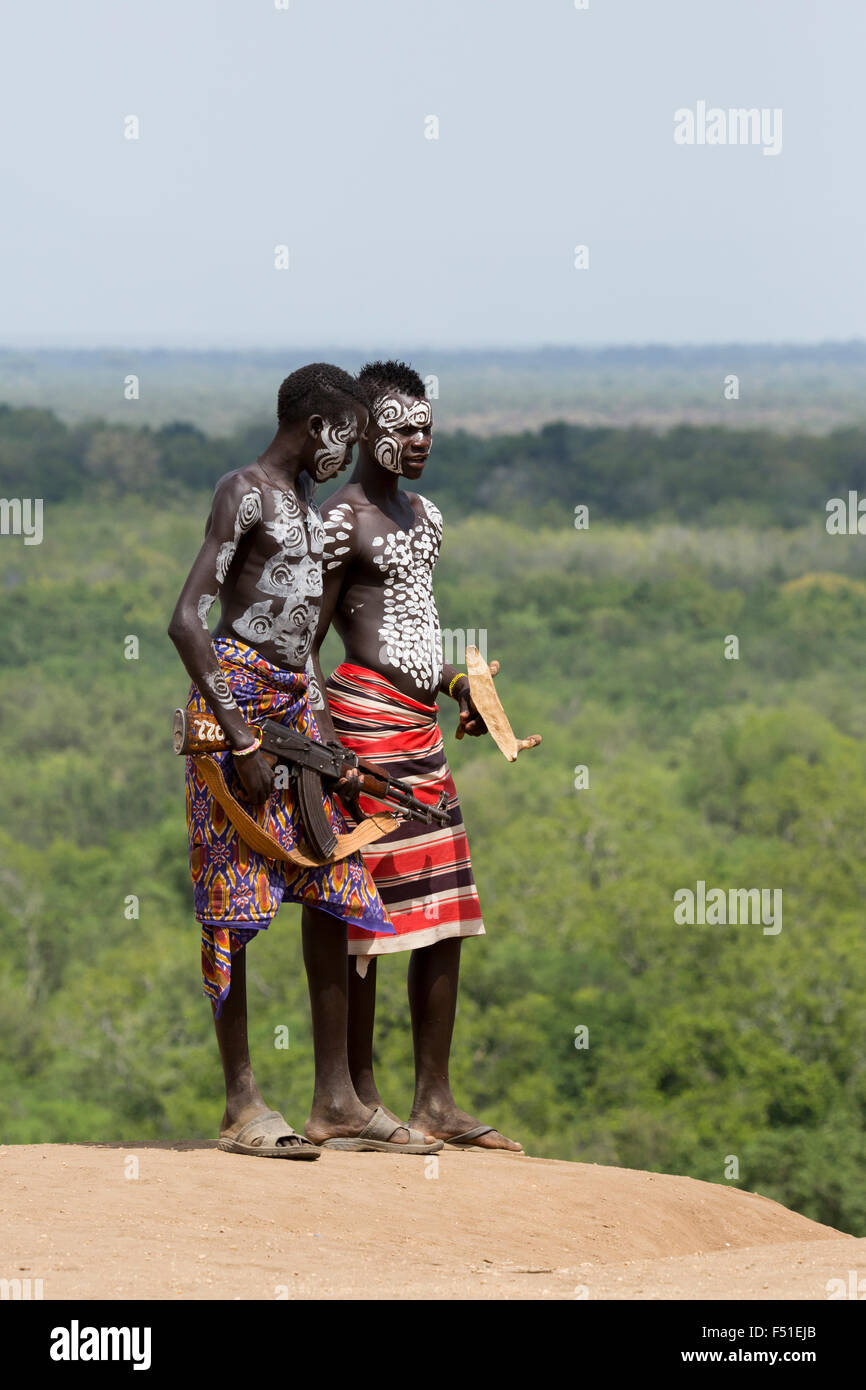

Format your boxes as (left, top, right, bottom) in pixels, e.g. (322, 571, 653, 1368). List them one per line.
(258, 458, 312, 517)
(258, 458, 278, 487)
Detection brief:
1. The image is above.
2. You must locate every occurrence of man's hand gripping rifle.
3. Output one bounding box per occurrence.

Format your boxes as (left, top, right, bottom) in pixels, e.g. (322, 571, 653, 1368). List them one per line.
(173, 708, 450, 862)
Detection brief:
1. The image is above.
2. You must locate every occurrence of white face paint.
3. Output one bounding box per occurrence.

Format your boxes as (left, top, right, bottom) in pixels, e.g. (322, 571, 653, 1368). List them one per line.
(372, 396, 432, 475)
(313, 418, 355, 481)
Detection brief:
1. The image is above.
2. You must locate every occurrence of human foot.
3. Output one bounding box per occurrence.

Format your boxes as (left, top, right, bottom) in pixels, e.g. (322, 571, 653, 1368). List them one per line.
(305, 1099, 439, 1150)
(220, 1095, 313, 1150)
(349, 1077, 402, 1127)
(316, 1106, 443, 1154)
(410, 1102, 523, 1152)
(218, 1106, 320, 1159)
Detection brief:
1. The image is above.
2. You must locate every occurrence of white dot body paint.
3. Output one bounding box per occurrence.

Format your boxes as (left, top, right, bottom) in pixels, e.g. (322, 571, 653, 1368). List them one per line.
(371, 396, 431, 475)
(323, 496, 443, 691)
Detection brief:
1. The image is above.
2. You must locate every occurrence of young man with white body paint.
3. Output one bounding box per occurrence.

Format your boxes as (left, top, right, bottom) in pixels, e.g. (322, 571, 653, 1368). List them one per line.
(308, 360, 523, 1151)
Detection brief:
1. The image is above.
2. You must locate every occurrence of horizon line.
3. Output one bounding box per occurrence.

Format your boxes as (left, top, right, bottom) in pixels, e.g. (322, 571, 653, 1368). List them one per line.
(1, 338, 865, 357)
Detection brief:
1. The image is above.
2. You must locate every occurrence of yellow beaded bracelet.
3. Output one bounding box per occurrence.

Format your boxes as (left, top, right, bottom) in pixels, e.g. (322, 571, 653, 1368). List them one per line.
(448, 672, 468, 699)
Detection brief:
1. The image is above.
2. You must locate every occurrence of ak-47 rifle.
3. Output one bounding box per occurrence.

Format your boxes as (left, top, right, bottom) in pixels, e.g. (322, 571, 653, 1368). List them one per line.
(173, 707, 449, 865)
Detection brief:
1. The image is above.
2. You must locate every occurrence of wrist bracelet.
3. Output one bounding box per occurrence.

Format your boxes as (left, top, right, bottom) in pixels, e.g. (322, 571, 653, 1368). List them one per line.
(448, 672, 468, 699)
(232, 729, 263, 758)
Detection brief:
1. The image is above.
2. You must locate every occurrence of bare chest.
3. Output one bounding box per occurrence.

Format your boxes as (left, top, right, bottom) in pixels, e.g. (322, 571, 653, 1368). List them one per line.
(228, 485, 325, 665)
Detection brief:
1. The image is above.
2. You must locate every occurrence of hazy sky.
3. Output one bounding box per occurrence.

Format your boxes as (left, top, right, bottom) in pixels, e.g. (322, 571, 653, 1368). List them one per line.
(1, 0, 862, 348)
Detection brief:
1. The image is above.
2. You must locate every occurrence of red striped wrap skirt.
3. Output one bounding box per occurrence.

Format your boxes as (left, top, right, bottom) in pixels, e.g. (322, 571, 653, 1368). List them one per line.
(326, 662, 486, 973)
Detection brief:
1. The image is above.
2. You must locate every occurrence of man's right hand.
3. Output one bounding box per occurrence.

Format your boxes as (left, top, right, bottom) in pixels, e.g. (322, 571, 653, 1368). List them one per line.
(334, 755, 389, 814)
(234, 749, 276, 804)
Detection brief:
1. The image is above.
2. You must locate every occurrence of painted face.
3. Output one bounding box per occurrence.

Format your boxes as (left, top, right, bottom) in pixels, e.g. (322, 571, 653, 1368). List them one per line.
(312, 417, 357, 482)
(371, 394, 432, 475)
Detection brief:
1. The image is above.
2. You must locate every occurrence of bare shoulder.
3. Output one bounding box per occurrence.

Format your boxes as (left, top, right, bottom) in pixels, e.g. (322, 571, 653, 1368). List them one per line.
(212, 464, 266, 509)
(321, 486, 364, 569)
(214, 461, 265, 492)
(321, 482, 387, 535)
(413, 492, 444, 533)
(200, 469, 265, 541)
(320, 481, 361, 521)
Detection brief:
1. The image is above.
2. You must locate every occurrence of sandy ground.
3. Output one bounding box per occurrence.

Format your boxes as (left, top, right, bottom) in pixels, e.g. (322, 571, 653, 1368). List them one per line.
(0, 1142, 860, 1301)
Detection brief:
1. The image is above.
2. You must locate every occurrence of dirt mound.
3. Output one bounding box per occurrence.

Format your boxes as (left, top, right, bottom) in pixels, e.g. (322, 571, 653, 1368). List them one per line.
(0, 1143, 858, 1300)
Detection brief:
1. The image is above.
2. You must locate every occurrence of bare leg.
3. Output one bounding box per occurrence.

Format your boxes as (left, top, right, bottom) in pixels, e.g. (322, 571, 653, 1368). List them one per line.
(302, 905, 372, 1142)
(407, 937, 523, 1151)
(346, 958, 400, 1122)
(214, 940, 305, 1147)
(303, 910, 437, 1145)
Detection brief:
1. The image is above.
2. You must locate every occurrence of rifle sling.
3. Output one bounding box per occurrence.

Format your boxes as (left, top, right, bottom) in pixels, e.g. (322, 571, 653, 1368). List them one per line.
(192, 753, 398, 868)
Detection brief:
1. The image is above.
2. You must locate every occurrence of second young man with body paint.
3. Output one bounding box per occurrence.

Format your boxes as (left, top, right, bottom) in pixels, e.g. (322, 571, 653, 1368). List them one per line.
(308, 360, 523, 1151)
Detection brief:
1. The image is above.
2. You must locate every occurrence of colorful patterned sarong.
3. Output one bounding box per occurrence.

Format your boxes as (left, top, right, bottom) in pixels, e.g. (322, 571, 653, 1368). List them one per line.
(326, 662, 485, 973)
(185, 638, 393, 1015)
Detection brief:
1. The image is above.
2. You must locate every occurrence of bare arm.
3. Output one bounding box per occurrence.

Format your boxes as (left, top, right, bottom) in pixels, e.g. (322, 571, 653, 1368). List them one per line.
(168, 475, 275, 801)
(440, 662, 468, 700)
(307, 497, 359, 743)
(439, 661, 486, 737)
(307, 561, 347, 745)
(428, 499, 480, 733)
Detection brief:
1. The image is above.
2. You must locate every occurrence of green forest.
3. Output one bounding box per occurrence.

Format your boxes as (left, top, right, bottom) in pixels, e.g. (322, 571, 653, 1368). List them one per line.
(1, 403, 865, 1236)
(3, 343, 866, 434)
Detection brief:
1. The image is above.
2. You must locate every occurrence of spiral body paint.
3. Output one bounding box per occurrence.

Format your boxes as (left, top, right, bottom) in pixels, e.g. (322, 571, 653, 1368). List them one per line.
(313, 418, 355, 481)
(372, 396, 432, 474)
(203, 667, 238, 713)
(231, 487, 325, 667)
(215, 487, 262, 585)
(304, 655, 325, 709)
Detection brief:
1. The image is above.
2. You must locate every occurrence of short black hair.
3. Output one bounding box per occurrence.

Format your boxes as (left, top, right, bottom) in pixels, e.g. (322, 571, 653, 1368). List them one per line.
(277, 362, 368, 427)
(357, 359, 426, 406)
